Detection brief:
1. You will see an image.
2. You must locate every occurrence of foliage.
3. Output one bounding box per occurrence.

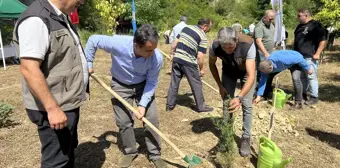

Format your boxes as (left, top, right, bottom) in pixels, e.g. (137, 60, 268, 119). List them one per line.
(314, 0, 340, 29)
(282, 0, 317, 28)
(119, 0, 222, 31)
(0, 20, 15, 45)
(95, 0, 126, 33)
(0, 102, 14, 127)
(215, 0, 258, 29)
(122, 0, 166, 30)
(78, 0, 126, 33)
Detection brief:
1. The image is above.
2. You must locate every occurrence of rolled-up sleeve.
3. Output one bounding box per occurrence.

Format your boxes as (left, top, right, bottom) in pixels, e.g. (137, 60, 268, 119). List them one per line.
(139, 51, 163, 107)
(85, 35, 116, 68)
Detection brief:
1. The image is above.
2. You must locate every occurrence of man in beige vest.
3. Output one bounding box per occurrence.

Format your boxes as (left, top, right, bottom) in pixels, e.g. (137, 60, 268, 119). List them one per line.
(13, 0, 87, 167)
(209, 27, 256, 157)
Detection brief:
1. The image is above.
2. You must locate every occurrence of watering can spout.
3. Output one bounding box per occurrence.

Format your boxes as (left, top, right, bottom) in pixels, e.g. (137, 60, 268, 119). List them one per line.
(285, 94, 292, 102)
(278, 158, 292, 168)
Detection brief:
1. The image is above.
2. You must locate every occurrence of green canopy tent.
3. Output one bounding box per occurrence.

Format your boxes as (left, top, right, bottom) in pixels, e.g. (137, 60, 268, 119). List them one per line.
(0, 0, 27, 70)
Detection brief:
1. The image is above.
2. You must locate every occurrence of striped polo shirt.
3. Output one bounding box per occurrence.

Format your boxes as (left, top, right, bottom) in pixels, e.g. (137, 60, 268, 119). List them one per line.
(173, 25, 208, 66)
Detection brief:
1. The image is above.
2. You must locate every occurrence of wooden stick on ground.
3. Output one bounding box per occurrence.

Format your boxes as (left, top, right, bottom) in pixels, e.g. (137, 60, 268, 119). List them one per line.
(268, 77, 279, 139)
(90, 74, 187, 158)
(159, 49, 219, 94)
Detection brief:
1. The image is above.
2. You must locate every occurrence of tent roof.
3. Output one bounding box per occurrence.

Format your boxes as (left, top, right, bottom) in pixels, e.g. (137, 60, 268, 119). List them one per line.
(0, 0, 27, 18)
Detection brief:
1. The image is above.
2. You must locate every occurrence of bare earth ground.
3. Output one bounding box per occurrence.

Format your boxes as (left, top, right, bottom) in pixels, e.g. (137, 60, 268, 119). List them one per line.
(0, 44, 340, 168)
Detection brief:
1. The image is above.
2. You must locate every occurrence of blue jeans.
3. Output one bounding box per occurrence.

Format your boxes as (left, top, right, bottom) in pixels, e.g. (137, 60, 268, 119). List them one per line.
(301, 58, 319, 98)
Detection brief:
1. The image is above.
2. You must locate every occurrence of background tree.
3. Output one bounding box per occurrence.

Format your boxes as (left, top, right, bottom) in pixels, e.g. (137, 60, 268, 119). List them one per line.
(314, 0, 340, 29)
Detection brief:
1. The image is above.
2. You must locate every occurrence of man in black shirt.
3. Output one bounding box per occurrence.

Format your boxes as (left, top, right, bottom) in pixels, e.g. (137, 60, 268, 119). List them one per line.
(294, 8, 327, 105)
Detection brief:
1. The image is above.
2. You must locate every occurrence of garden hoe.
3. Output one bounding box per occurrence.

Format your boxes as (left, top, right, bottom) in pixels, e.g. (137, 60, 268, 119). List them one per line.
(90, 74, 202, 167)
(160, 50, 220, 94)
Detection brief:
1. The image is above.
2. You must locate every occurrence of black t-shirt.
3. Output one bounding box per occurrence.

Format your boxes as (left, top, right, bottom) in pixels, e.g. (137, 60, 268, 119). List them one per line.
(294, 20, 327, 58)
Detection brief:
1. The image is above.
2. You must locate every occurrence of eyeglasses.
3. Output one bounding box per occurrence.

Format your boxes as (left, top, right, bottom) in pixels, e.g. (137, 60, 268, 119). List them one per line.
(297, 14, 306, 18)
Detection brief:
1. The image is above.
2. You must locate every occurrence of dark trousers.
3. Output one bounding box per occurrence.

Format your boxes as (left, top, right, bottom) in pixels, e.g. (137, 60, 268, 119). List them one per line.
(263, 67, 304, 102)
(110, 77, 161, 160)
(166, 61, 206, 111)
(26, 108, 80, 168)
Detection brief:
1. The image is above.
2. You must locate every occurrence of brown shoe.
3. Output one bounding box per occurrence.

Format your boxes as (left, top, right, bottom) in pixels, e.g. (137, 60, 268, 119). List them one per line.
(289, 102, 303, 110)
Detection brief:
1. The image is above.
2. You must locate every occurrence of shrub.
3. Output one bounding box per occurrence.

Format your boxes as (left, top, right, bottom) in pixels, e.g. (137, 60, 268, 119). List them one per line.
(0, 102, 14, 127)
(212, 97, 235, 168)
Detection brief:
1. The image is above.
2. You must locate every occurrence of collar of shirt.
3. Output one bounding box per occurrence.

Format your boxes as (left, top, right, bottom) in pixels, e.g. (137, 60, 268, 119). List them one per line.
(260, 19, 273, 28)
(270, 60, 278, 70)
(47, 0, 64, 16)
(126, 39, 148, 63)
(129, 41, 141, 60)
(195, 25, 205, 34)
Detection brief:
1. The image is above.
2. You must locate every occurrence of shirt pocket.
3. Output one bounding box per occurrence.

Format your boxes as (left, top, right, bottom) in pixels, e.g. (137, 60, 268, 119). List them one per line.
(132, 59, 149, 76)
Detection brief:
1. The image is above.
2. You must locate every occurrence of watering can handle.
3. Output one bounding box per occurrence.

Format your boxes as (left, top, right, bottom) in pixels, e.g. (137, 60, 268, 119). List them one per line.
(260, 136, 276, 152)
(274, 88, 284, 94)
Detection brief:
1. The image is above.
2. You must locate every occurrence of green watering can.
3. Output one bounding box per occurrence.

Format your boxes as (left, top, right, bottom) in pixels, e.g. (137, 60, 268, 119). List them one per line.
(273, 88, 292, 109)
(258, 137, 292, 168)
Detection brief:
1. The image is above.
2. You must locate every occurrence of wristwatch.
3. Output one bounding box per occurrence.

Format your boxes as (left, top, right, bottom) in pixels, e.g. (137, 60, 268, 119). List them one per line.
(235, 95, 244, 102)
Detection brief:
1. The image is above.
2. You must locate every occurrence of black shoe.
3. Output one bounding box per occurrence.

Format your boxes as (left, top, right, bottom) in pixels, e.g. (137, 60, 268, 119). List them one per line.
(289, 102, 303, 110)
(305, 97, 318, 105)
(194, 105, 214, 113)
(165, 106, 175, 112)
(303, 93, 308, 101)
(239, 137, 251, 157)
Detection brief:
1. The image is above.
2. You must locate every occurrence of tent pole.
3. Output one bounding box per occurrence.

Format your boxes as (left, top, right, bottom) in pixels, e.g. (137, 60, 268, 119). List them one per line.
(0, 29, 6, 70)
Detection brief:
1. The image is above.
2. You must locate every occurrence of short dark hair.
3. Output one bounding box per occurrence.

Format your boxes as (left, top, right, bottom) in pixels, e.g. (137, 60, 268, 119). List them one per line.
(197, 18, 211, 26)
(298, 8, 311, 16)
(134, 24, 159, 45)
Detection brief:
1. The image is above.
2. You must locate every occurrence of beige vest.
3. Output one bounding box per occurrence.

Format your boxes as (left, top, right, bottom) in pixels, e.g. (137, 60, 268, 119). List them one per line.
(13, 0, 85, 111)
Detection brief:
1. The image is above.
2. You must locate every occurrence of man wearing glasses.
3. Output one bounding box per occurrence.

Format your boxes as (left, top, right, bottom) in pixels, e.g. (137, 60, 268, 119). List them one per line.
(294, 8, 327, 105)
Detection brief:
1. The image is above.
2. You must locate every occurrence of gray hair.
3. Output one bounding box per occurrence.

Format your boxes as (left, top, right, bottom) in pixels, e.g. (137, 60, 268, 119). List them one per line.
(217, 27, 238, 44)
(180, 15, 187, 22)
(259, 60, 273, 74)
(265, 10, 276, 17)
(231, 23, 243, 33)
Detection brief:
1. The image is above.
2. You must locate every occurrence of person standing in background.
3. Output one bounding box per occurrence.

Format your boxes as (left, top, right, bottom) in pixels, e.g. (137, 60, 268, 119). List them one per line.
(294, 8, 327, 105)
(254, 10, 275, 99)
(167, 16, 188, 73)
(166, 18, 214, 113)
